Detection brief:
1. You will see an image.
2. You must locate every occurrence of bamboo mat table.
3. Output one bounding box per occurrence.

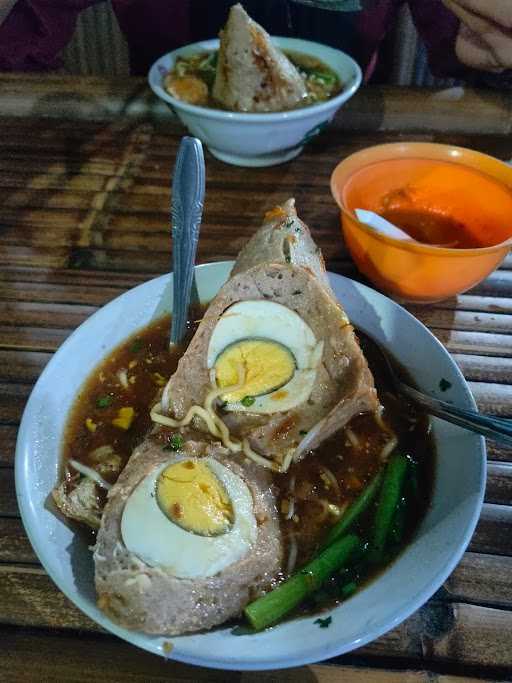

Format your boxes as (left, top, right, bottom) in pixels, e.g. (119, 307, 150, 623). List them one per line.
(1, 74, 512, 682)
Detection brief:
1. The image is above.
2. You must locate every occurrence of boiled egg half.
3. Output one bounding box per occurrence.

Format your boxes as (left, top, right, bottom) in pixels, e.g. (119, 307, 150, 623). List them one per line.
(207, 300, 323, 414)
(121, 457, 257, 578)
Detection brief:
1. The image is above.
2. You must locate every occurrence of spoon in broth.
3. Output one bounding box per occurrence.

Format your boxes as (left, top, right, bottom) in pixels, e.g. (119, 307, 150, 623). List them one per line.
(170, 137, 205, 346)
(355, 203, 494, 248)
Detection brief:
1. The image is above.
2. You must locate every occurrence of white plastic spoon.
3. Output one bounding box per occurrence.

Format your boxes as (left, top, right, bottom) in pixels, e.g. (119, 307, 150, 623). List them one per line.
(354, 209, 416, 242)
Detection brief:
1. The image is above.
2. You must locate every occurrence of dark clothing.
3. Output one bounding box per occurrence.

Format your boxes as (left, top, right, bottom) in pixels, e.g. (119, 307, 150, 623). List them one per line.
(0, 0, 464, 81)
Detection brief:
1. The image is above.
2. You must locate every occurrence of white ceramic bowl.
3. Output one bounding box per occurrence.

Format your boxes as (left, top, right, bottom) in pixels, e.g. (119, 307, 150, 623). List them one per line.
(148, 38, 362, 167)
(15, 263, 485, 670)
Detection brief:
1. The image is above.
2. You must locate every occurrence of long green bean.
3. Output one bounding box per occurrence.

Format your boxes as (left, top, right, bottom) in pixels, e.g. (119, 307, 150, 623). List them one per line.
(321, 469, 384, 549)
(369, 453, 409, 564)
(244, 534, 360, 631)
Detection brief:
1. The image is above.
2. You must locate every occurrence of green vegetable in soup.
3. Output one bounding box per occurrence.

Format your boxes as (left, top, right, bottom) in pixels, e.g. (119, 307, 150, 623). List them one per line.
(369, 453, 409, 564)
(243, 451, 423, 630)
(244, 534, 360, 631)
(196, 51, 218, 87)
(321, 468, 384, 549)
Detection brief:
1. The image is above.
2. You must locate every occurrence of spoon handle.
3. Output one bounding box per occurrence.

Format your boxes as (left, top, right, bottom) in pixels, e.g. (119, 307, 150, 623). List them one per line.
(399, 382, 512, 446)
(170, 137, 205, 346)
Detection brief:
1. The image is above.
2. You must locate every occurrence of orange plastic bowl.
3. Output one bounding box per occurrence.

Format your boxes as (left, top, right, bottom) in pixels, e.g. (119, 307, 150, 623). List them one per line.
(330, 142, 512, 303)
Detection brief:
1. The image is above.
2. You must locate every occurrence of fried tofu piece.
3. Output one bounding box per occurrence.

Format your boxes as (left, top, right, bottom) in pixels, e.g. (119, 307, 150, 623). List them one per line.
(52, 477, 102, 530)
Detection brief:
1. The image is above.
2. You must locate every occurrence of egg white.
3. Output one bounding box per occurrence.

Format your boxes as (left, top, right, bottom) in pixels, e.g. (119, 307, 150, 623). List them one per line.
(120, 457, 257, 578)
(207, 300, 323, 414)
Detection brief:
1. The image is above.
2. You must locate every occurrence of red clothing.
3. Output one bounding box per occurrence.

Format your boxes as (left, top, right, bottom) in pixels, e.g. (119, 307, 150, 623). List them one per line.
(0, 0, 463, 80)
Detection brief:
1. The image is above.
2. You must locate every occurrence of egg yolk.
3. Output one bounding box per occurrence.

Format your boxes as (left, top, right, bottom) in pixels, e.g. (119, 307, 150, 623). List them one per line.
(214, 339, 295, 403)
(156, 460, 233, 536)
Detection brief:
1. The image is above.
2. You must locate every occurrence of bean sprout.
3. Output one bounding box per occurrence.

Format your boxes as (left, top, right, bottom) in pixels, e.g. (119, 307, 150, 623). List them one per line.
(345, 427, 360, 448)
(319, 465, 341, 497)
(285, 497, 296, 521)
(69, 459, 111, 491)
(379, 435, 398, 462)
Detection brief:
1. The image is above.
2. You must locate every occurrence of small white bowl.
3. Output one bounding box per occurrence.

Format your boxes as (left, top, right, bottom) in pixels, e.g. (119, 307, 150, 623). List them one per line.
(148, 38, 362, 167)
(15, 263, 485, 670)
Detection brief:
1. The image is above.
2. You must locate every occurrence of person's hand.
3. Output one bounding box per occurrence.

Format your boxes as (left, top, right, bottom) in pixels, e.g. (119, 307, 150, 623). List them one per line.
(442, 0, 512, 72)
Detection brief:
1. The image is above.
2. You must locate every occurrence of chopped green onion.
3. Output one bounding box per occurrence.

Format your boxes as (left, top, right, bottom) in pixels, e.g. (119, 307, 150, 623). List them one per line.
(129, 339, 143, 353)
(314, 616, 332, 628)
(439, 377, 452, 392)
(198, 52, 217, 71)
(96, 396, 112, 409)
(164, 433, 184, 451)
(309, 71, 337, 86)
(244, 534, 359, 631)
(241, 396, 255, 407)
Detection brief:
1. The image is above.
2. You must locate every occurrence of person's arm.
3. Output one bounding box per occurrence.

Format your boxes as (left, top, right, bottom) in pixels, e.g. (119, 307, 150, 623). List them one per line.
(407, 0, 466, 78)
(408, 0, 512, 86)
(442, 0, 512, 72)
(0, 0, 101, 72)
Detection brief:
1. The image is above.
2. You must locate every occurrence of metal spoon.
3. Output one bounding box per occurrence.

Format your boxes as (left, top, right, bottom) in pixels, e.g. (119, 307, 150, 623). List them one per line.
(170, 137, 205, 346)
(357, 329, 512, 446)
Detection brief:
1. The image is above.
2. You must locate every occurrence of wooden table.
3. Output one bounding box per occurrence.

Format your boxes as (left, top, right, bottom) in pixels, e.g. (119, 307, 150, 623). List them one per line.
(1, 74, 511, 682)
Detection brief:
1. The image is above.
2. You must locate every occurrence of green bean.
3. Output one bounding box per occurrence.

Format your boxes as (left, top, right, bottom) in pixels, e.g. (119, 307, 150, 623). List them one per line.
(321, 470, 384, 549)
(369, 453, 409, 564)
(244, 534, 360, 631)
(389, 494, 407, 546)
(340, 580, 358, 598)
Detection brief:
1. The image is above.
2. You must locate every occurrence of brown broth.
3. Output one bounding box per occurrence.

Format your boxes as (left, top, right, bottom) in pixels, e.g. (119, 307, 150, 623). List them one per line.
(62, 310, 202, 484)
(61, 312, 433, 617)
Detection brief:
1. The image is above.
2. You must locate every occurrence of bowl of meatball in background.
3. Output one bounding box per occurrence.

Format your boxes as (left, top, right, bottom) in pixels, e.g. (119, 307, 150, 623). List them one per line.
(148, 37, 361, 167)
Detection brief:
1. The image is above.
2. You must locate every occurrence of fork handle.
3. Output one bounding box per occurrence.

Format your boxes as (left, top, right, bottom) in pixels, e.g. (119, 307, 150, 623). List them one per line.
(400, 383, 512, 446)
